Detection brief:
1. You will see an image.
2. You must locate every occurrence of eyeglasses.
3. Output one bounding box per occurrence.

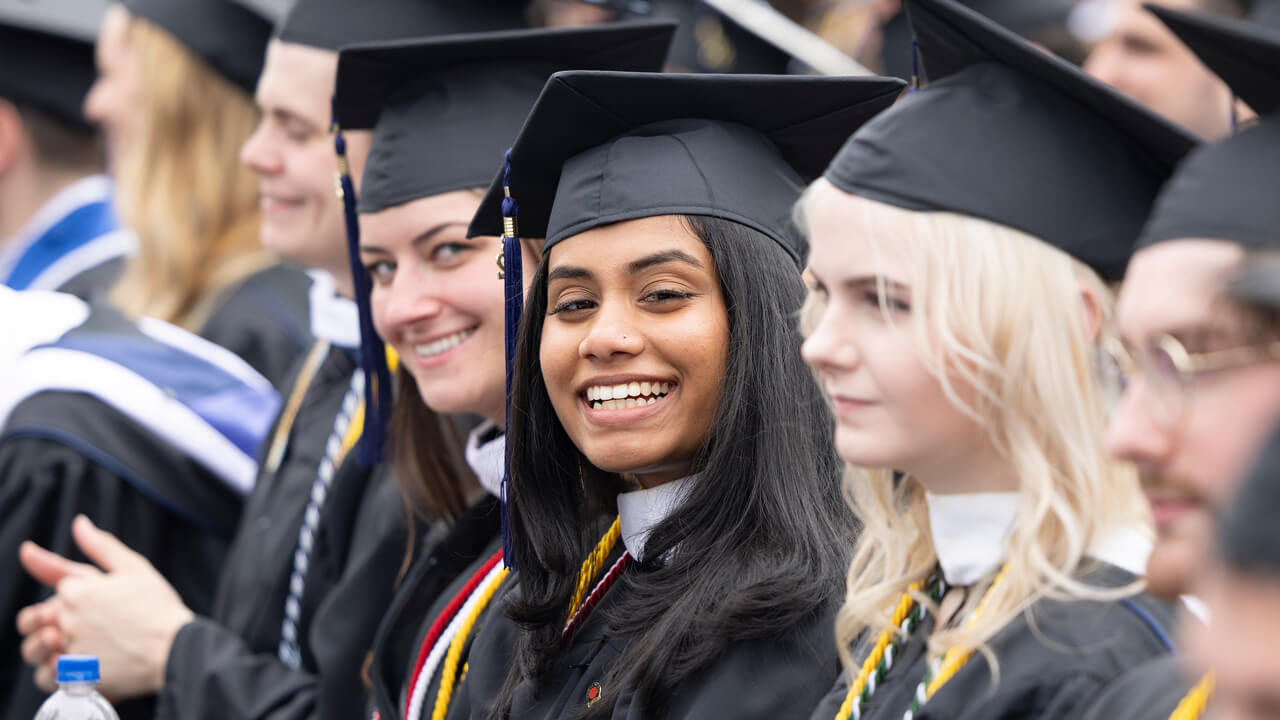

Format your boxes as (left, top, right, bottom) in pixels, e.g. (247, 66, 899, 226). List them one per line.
(1099, 334, 1280, 428)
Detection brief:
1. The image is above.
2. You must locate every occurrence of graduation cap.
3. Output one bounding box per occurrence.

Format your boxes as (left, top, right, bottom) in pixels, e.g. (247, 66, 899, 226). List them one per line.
(1147, 3, 1280, 118)
(329, 22, 674, 475)
(334, 21, 677, 213)
(1136, 7, 1280, 251)
(880, 0, 1080, 78)
(0, 0, 105, 132)
(468, 71, 906, 262)
(277, 0, 529, 52)
(1219, 421, 1280, 574)
(467, 70, 903, 567)
(823, 0, 1198, 282)
(122, 0, 287, 92)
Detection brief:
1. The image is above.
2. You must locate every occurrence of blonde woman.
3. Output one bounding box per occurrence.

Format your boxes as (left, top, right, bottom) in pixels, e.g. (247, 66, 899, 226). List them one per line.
(86, 0, 312, 388)
(801, 1, 1199, 718)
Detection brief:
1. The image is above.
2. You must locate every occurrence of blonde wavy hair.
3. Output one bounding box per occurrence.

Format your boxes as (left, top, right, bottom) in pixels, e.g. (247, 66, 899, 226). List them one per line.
(109, 13, 271, 330)
(797, 180, 1149, 680)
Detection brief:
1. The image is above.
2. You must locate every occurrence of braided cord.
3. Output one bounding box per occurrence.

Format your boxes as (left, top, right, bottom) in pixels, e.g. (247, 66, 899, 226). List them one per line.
(834, 574, 946, 720)
(1168, 673, 1214, 720)
(430, 565, 511, 720)
(902, 563, 1011, 719)
(566, 517, 623, 623)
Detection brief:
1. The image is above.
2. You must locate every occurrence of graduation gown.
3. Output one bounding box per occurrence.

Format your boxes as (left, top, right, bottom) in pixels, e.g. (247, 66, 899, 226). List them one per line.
(157, 343, 409, 720)
(0, 302, 280, 720)
(0, 175, 132, 300)
(808, 566, 1178, 720)
(198, 264, 314, 391)
(459, 547, 842, 720)
(1078, 655, 1193, 720)
(367, 496, 503, 720)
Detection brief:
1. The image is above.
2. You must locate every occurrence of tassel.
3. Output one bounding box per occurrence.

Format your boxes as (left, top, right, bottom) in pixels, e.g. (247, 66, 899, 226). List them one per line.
(1230, 93, 1240, 135)
(500, 149, 523, 570)
(333, 103, 392, 467)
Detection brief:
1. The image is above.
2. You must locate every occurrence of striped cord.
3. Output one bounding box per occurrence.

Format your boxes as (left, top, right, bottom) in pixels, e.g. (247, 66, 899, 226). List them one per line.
(835, 574, 945, 720)
(407, 559, 508, 720)
(277, 368, 365, 669)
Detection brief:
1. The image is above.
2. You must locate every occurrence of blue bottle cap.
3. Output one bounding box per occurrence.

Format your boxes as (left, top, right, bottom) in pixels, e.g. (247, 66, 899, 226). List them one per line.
(56, 655, 100, 683)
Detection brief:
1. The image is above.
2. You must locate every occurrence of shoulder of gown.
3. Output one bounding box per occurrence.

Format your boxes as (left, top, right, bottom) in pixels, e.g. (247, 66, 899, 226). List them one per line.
(198, 263, 314, 391)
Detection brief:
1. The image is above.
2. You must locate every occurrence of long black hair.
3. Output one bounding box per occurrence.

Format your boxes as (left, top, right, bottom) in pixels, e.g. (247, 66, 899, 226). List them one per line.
(494, 215, 852, 718)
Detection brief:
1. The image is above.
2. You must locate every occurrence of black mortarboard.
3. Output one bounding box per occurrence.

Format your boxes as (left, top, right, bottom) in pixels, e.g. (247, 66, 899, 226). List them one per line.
(1219, 422, 1280, 574)
(879, 0, 1081, 78)
(823, 0, 1198, 282)
(1136, 7, 1280, 251)
(334, 22, 676, 213)
(1147, 4, 1280, 117)
(122, 0, 287, 92)
(277, 0, 528, 52)
(468, 70, 906, 265)
(0, 0, 104, 131)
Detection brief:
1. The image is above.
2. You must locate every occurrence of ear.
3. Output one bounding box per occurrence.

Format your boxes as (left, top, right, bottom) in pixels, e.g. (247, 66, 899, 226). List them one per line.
(1078, 276, 1104, 345)
(0, 99, 26, 176)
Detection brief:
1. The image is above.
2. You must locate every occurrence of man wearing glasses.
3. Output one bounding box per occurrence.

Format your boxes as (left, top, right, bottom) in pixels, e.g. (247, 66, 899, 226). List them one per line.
(1085, 5, 1280, 718)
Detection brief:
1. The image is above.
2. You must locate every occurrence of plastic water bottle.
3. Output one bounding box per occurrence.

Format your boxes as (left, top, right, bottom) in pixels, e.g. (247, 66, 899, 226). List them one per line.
(34, 655, 119, 720)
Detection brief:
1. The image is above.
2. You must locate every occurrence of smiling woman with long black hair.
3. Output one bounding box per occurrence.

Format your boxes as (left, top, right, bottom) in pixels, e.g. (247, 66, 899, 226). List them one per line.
(460, 70, 905, 720)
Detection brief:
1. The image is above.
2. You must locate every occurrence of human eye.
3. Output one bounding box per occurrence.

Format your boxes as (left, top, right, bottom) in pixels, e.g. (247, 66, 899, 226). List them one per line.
(364, 260, 395, 287)
(431, 241, 475, 265)
(549, 295, 596, 316)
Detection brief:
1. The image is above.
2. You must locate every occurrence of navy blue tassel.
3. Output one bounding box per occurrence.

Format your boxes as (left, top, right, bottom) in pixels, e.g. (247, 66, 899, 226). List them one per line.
(333, 111, 392, 467)
(1230, 93, 1240, 135)
(500, 149, 523, 570)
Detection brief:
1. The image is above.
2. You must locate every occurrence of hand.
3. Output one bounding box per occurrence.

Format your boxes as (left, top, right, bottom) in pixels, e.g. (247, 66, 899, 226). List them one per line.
(18, 515, 195, 699)
(16, 598, 64, 692)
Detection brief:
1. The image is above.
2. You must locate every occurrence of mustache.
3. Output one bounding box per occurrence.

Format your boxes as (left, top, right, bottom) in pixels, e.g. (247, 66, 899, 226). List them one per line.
(1137, 466, 1222, 516)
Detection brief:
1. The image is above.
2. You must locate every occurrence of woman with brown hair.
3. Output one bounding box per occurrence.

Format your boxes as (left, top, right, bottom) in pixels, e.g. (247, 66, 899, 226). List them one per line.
(85, 0, 312, 388)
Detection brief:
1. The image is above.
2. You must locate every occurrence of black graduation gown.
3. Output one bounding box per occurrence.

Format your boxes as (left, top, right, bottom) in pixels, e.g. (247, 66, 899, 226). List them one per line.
(1078, 655, 1193, 720)
(0, 303, 276, 720)
(367, 496, 503, 720)
(157, 345, 409, 720)
(459, 548, 841, 720)
(807, 566, 1178, 720)
(0, 393, 243, 720)
(199, 264, 314, 391)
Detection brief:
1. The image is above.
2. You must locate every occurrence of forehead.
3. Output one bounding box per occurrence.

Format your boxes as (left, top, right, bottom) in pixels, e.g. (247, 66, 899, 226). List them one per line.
(806, 183, 910, 283)
(1116, 239, 1244, 340)
(546, 215, 707, 271)
(255, 39, 336, 122)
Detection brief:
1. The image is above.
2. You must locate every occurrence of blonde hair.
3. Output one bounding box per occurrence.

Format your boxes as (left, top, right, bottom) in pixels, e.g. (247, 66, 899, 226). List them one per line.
(797, 180, 1149, 680)
(109, 14, 272, 330)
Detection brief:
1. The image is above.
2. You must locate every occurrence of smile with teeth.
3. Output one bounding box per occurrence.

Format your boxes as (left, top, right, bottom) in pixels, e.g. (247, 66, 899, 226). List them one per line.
(585, 381, 672, 410)
(413, 328, 474, 358)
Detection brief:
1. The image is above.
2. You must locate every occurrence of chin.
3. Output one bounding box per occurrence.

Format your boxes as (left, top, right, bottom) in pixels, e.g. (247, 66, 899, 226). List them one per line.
(834, 428, 904, 469)
(1143, 537, 1199, 601)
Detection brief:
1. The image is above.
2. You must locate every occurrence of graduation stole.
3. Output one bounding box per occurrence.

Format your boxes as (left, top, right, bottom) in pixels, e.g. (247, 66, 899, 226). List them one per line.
(1168, 673, 1214, 720)
(834, 564, 1011, 720)
(402, 516, 627, 720)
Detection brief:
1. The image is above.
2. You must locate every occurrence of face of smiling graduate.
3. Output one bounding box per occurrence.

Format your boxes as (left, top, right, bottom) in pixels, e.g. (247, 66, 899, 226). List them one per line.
(538, 214, 730, 488)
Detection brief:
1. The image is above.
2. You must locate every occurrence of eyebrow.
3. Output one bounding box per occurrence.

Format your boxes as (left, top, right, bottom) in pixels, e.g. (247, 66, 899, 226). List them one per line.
(547, 249, 705, 284)
(360, 222, 467, 257)
(842, 274, 909, 292)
